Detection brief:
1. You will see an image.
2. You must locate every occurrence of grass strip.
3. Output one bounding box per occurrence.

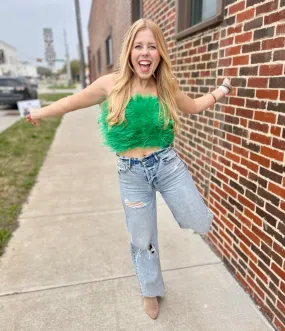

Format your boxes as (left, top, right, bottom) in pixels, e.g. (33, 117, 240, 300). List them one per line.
(39, 93, 72, 102)
(0, 117, 61, 255)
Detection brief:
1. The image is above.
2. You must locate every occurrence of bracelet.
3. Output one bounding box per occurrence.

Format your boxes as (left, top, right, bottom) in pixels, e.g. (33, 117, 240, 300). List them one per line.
(209, 92, 217, 103)
(218, 85, 230, 95)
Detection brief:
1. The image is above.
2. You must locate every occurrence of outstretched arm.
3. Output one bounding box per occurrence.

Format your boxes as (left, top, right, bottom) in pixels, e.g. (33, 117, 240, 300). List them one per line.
(175, 78, 232, 115)
(29, 74, 114, 122)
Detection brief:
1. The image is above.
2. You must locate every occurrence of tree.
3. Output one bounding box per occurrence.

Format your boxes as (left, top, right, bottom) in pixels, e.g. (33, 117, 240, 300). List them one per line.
(37, 66, 52, 77)
(58, 59, 80, 81)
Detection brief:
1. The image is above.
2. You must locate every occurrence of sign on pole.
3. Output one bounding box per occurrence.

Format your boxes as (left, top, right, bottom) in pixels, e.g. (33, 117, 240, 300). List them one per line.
(43, 28, 56, 67)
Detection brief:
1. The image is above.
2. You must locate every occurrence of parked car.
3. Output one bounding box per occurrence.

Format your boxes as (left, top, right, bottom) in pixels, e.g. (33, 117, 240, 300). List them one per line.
(24, 76, 38, 88)
(0, 77, 38, 108)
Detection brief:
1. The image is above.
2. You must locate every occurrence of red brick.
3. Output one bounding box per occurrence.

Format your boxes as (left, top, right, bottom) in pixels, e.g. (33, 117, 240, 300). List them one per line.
(264, 9, 285, 25)
(276, 23, 285, 35)
(237, 8, 255, 23)
(232, 163, 249, 177)
(261, 146, 284, 161)
(238, 195, 255, 211)
(223, 184, 238, 198)
(220, 37, 234, 48)
(281, 91, 285, 101)
(250, 132, 271, 145)
(225, 45, 242, 56)
(235, 31, 252, 44)
(260, 64, 283, 76)
(225, 167, 239, 180)
(248, 78, 268, 88)
(272, 137, 285, 150)
(256, 89, 279, 100)
(226, 151, 241, 163)
(229, 1, 245, 15)
(244, 208, 263, 226)
(228, 25, 243, 35)
(227, 133, 242, 144)
(236, 108, 254, 119)
(224, 68, 238, 76)
(272, 262, 285, 280)
(249, 261, 268, 283)
(241, 157, 259, 172)
(230, 97, 245, 106)
(219, 58, 232, 67)
(269, 182, 285, 199)
(256, 0, 278, 16)
(233, 55, 250, 66)
(262, 37, 285, 50)
(270, 126, 281, 137)
(250, 152, 271, 167)
(254, 111, 276, 123)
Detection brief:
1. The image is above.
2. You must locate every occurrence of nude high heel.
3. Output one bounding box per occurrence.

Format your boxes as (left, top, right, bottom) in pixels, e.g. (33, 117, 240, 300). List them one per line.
(144, 297, 159, 319)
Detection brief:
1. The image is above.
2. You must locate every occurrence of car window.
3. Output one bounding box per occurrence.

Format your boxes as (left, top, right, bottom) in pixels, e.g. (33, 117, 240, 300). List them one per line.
(0, 79, 21, 87)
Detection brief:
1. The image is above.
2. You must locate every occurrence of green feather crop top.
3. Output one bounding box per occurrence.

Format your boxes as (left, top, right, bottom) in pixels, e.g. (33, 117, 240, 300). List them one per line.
(98, 94, 175, 153)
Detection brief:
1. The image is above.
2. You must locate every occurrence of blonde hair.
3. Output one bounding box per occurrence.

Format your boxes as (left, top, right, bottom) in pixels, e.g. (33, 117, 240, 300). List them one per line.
(107, 18, 180, 133)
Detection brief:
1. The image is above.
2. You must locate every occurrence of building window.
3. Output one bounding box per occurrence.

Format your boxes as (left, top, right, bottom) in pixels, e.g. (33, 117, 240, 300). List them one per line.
(105, 36, 113, 67)
(176, 0, 224, 39)
(97, 48, 101, 74)
(0, 50, 5, 64)
(132, 0, 143, 22)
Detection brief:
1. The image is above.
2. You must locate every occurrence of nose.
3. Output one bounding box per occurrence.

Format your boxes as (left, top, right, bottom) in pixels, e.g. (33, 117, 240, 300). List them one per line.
(141, 46, 149, 56)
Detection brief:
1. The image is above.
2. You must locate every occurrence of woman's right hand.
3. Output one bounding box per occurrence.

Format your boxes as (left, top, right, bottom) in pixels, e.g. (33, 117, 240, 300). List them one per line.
(26, 109, 41, 127)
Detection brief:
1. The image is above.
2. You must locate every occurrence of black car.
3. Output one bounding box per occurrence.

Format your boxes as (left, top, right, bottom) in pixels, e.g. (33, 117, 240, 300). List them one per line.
(0, 77, 38, 108)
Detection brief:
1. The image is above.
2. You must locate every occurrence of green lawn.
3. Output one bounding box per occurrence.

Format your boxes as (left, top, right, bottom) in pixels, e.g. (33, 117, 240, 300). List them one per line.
(0, 117, 61, 255)
(39, 93, 72, 102)
(48, 84, 76, 89)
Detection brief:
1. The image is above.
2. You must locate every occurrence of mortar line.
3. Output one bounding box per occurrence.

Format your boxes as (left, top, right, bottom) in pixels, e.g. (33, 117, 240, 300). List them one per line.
(0, 261, 222, 298)
(19, 203, 166, 219)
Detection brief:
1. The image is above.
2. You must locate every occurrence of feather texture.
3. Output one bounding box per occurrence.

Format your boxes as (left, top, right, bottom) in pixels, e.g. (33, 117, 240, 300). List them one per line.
(98, 94, 174, 152)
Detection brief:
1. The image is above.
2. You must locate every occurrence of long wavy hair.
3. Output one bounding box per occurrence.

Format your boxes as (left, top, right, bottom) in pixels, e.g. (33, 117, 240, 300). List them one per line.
(107, 18, 180, 133)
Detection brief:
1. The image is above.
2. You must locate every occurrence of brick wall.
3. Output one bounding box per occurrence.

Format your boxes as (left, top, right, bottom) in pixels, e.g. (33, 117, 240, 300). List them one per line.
(144, 0, 285, 329)
(88, 0, 132, 81)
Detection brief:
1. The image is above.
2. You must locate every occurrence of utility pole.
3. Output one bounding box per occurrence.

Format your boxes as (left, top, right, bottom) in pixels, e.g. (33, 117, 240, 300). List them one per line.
(64, 29, 72, 87)
(74, 0, 86, 88)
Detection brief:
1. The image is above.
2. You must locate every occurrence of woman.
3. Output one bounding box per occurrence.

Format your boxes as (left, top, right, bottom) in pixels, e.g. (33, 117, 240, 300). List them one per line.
(27, 18, 232, 319)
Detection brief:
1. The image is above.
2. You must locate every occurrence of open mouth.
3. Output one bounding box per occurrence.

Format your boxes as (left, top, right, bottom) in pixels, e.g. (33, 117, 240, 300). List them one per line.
(139, 61, 151, 73)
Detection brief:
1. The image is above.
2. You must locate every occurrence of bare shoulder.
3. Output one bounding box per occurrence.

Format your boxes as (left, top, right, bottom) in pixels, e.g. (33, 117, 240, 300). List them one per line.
(96, 73, 116, 96)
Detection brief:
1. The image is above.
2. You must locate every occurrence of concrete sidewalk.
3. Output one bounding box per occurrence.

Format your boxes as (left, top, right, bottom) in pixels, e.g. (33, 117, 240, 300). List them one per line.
(0, 106, 274, 331)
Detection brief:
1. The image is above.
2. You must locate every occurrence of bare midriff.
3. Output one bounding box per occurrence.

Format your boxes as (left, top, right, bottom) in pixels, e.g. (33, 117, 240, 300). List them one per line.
(118, 146, 161, 158)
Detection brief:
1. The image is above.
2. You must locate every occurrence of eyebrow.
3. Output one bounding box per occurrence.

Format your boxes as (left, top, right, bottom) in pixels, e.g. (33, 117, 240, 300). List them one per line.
(134, 41, 156, 45)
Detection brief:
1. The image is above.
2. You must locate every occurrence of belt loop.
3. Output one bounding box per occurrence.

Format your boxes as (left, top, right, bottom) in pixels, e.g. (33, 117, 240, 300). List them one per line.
(154, 154, 158, 161)
(128, 158, 131, 168)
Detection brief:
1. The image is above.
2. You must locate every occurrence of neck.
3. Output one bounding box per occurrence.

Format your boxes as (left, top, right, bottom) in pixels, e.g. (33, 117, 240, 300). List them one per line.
(131, 76, 156, 90)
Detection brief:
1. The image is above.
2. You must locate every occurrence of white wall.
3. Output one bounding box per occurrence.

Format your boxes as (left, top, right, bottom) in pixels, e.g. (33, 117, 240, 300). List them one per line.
(17, 62, 37, 78)
(0, 40, 18, 76)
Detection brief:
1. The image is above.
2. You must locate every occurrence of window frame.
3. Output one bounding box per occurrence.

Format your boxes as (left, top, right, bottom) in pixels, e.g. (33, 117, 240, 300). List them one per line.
(132, 0, 143, 23)
(97, 48, 101, 74)
(175, 0, 225, 40)
(0, 49, 5, 64)
(105, 35, 113, 67)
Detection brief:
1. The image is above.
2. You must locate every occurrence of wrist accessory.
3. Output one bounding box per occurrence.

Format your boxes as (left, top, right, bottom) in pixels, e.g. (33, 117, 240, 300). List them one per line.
(209, 92, 217, 103)
(218, 85, 230, 94)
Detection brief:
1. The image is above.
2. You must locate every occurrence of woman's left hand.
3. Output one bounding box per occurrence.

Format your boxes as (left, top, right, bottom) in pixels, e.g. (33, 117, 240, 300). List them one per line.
(222, 77, 232, 94)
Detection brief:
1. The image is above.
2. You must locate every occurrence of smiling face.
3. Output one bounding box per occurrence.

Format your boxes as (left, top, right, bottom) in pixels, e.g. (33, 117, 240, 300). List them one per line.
(130, 28, 161, 79)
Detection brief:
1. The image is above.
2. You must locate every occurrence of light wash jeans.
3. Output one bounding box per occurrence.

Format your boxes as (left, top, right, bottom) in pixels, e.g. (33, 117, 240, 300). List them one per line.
(117, 146, 213, 297)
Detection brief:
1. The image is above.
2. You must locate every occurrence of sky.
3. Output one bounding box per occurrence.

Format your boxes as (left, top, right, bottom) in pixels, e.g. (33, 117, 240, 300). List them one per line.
(0, 0, 92, 69)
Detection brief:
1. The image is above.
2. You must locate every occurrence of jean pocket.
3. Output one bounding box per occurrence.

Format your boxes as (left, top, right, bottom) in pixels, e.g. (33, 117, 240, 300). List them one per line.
(160, 149, 177, 164)
(117, 161, 129, 174)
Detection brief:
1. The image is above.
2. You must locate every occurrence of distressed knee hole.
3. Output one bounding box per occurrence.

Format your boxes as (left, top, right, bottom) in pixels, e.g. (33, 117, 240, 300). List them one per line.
(124, 199, 147, 208)
(148, 244, 155, 254)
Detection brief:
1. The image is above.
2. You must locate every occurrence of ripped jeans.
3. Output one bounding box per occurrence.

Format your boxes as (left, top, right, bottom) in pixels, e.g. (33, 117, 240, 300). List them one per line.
(117, 146, 213, 297)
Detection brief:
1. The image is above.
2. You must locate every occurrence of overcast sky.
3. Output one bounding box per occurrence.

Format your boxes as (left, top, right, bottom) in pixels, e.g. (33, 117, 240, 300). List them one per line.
(0, 0, 92, 69)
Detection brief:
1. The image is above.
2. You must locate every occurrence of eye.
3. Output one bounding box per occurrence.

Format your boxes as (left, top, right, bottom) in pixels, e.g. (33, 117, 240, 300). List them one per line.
(149, 45, 156, 49)
(134, 45, 142, 49)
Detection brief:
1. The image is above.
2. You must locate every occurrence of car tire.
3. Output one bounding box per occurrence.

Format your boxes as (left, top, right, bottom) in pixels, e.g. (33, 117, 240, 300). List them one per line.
(23, 90, 31, 100)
